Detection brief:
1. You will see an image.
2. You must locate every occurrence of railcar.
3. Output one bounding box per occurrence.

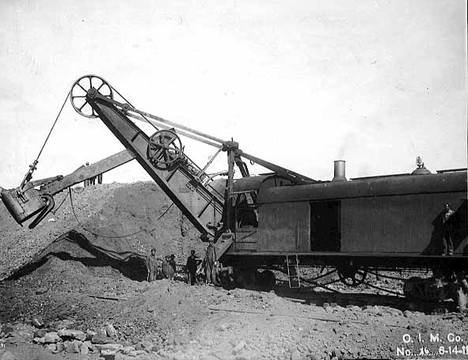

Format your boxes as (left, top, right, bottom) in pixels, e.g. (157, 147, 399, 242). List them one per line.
(224, 162, 467, 292)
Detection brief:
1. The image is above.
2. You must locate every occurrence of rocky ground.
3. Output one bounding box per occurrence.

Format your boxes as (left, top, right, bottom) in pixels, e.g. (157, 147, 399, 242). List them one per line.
(1, 182, 467, 360)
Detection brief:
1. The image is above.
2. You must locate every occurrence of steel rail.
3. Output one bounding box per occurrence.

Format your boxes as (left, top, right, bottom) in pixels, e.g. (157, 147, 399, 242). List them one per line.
(127, 112, 222, 149)
(102, 95, 226, 145)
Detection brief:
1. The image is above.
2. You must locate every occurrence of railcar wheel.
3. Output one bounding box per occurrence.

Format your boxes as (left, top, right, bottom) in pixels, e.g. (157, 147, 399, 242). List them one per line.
(70, 75, 113, 118)
(337, 265, 368, 287)
(232, 267, 257, 289)
(403, 277, 425, 300)
(256, 270, 276, 291)
(147, 129, 183, 170)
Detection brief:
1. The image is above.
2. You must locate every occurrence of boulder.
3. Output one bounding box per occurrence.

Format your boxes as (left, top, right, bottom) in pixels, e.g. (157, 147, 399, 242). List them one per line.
(46, 343, 57, 352)
(64, 340, 81, 353)
(96, 343, 123, 352)
(55, 342, 65, 353)
(105, 323, 118, 338)
(83, 340, 95, 351)
(91, 332, 113, 344)
(129, 349, 148, 356)
(33, 329, 47, 338)
(86, 330, 97, 340)
(140, 341, 153, 351)
(122, 346, 135, 355)
(52, 319, 74, 330)
(80, 342, 89, 355)
(58, 329, 86, 341)
(32, 337, 45, 344)
(31, 317, 44, 328)
(44, 332, 61, 343)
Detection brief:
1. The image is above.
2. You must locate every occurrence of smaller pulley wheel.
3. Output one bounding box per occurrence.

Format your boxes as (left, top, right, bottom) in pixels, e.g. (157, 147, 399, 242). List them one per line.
(70, 75, 113, 118)
(337, 265, 368, 287)
(147, 130, 183, 170)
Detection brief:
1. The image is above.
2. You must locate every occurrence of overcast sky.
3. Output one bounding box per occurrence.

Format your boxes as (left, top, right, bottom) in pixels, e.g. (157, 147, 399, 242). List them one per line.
(0, 0, 466, 189)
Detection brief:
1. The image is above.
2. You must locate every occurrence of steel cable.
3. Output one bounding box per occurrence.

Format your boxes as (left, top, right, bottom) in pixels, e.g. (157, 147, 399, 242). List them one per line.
(110, 85, 159, 132)
(35, 91, 71, 162)
(51, 193, 69, 215)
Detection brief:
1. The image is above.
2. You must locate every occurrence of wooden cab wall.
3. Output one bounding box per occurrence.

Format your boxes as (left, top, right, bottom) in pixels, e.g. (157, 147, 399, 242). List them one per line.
(254, 171, 467, 255)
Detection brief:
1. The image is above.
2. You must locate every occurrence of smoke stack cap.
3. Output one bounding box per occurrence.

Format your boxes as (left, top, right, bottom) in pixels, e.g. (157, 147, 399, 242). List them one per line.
(332, 160, 347, 182)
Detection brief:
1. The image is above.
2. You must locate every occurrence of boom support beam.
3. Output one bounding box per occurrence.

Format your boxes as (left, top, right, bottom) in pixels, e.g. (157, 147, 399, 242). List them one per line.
(42, 149, 136, 195)
(86, 90, 224, 238)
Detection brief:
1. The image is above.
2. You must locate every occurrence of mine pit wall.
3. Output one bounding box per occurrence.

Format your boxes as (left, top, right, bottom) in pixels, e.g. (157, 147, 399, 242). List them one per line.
(225, 171, 467, 262)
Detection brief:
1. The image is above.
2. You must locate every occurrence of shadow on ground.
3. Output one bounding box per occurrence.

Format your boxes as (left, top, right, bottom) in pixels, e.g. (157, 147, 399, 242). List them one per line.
(6, 230, 147, 281)
(274, 281, 459, 313)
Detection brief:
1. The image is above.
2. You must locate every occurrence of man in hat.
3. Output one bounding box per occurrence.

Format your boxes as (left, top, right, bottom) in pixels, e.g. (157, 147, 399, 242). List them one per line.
(162, 255, 175, 280)
(146, 248, 158, 282)
(442, 203, 455, 256)
(205, 241, 218, 285)
(186, 250, 200, 285)
(169, 254, 176, 273)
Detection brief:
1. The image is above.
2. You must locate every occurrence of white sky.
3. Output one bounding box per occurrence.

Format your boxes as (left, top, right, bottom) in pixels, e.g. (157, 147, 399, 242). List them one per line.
(0, 0, 466, 189)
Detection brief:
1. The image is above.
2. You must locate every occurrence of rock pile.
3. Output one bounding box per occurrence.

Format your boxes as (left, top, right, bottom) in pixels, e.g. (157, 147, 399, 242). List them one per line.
(2, 321, 159, 359)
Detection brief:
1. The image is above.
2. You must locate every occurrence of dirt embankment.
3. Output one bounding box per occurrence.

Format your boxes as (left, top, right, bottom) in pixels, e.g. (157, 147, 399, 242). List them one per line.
(0, 182, 201, 281)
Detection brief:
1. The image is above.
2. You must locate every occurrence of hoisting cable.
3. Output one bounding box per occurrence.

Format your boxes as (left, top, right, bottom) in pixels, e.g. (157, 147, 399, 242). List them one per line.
(110, 86, 159, 132)
(51, 193, 69, 215)
(68, 187, 174, 239)
(20, 91, 70, 188)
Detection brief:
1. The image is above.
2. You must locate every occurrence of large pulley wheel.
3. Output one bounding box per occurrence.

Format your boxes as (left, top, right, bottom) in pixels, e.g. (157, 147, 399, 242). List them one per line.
(337, 265, 368, 287)
(70, 75, 113, 118)
(147, 130, 183, 170)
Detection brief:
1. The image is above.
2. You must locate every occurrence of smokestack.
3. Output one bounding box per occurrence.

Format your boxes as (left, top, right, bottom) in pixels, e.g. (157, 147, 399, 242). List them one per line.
(332, 160, 347, 182)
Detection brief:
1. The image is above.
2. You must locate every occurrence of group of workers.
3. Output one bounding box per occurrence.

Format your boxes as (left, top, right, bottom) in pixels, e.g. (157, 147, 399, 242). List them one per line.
(83, 162, 103, 186)
(145, 240, 223, 286)
(145, 249, 177, 281)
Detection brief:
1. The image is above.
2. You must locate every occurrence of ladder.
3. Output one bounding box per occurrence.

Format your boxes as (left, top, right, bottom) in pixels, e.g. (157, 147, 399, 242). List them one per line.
(286, 254, 301, 289)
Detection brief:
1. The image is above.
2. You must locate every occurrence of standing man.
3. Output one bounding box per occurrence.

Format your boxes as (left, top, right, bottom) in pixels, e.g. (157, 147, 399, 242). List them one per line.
(84, 162, 96, 186)
(162, 255, 175, 280)
(84, 162, 90, 187)
(146, 248, 158, 282)
(442, 203, 455, 256)
(205, 241, 218, 285)
(89, 174, 96, 186)
(169, 254, 176, 273)
(186, 250, 199, 285)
